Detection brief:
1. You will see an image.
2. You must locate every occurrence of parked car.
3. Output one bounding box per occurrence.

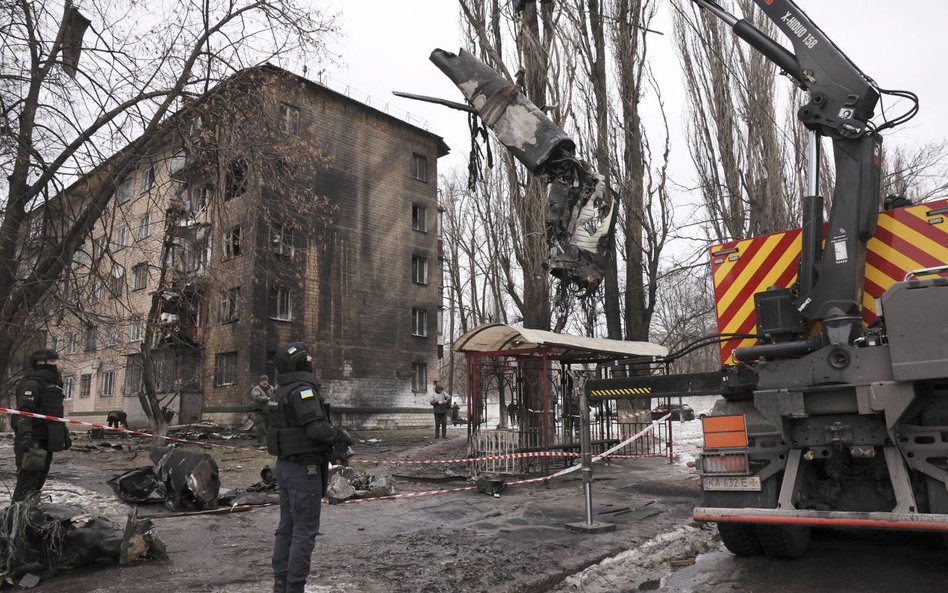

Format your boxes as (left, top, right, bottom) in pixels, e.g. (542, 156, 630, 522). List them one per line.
(651, 403, 696, 421)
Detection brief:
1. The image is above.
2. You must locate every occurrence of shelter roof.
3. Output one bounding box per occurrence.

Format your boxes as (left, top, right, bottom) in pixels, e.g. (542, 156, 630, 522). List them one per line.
(452, 323, 668, 364)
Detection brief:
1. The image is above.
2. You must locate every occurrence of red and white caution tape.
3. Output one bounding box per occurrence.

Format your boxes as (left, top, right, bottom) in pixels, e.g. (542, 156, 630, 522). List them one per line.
(353, 450, 579, 466)
(342, 417, 669, 503)
(0, 406, 250, 451)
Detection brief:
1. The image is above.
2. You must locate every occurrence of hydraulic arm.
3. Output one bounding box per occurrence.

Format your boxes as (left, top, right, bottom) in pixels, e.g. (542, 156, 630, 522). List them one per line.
(693, 0, 887, 350)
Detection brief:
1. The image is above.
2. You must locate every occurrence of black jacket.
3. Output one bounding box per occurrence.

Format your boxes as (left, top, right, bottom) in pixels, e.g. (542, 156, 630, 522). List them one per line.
(15, 367, 68, 452)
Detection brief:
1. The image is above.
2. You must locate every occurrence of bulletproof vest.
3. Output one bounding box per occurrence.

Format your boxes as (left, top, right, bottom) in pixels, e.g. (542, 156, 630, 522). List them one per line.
(266, 374, 332, 459)
(20, 369, 67, 452)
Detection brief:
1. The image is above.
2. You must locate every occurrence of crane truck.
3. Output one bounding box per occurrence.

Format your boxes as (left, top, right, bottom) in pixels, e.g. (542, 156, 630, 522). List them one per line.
(586, 0, 948, 558)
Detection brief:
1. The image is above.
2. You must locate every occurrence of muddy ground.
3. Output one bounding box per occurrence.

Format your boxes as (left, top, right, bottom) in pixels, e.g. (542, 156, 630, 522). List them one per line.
(0, 421, 707, 593)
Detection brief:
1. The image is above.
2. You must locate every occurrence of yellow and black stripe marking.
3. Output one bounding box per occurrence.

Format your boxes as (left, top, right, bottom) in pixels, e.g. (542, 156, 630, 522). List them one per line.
(589, 387, 652, 398)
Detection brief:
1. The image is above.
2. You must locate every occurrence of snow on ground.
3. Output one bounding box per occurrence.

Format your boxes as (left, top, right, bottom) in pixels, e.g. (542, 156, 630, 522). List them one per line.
(668, 394, 720, 467)
(549, 525, 720, 593)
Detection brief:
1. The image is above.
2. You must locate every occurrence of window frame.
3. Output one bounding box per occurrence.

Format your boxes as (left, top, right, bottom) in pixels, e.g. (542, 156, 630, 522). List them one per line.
(109, 265, 125, 297)
(280, 103, 300, 135)
(412, 254, 429, 285)
(219, 286, 240, 323)
(411, 307, 428, 337)
(100, 370, 115, 397)
(411, 362, 427, 392)
(412, 153, 428, 182)
(127, 316, 143, 342)
(84, 325, 97, 352)
(132, 263, 148, 291)
(139, 164, 156, 194)
(115, 225, 130, 249)
(271, 286, 292, 321)
(412, 203, 428, 232)
(223, 226, 242, 260)
(214, 352, 238, 387)
(79, 374, 92, 398)
(63, 376, 74, 400)
(116, 179, 132, 205)
(270, 223, 295, 257)
(137, 211, 152, 240)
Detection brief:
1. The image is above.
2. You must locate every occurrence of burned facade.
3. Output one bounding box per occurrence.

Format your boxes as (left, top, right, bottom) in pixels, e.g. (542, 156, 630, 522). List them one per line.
(38, 65, 447, 428)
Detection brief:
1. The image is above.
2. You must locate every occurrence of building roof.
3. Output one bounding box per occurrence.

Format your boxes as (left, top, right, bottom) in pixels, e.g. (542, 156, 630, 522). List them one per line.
(452, 323, 668, 363)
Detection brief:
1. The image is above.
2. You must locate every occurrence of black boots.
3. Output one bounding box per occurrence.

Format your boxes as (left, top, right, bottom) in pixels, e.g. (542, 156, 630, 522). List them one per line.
(273, 574, 287, 593)
(286, 581, 306, 593)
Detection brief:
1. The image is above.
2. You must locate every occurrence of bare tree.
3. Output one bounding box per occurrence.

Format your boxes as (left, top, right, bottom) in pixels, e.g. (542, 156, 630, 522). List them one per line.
(672, 0, 796, 242)
(0, 0, 334, 398)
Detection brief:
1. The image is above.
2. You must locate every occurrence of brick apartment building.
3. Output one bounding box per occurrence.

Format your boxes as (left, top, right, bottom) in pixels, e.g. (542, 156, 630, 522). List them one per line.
(33, 65, 448, 429)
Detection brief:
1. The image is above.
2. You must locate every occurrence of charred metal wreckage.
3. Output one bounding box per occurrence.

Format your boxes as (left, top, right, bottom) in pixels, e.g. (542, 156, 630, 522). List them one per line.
(0, 496, 167, 588)
(415, 49, 617, 296)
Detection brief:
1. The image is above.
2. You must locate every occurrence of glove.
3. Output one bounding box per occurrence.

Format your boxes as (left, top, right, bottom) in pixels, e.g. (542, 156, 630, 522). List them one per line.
(337, 429, 353, 446)
(331, 441, 354, 466)
(63, 430, 72, 451)
(15, 433, 34, 456)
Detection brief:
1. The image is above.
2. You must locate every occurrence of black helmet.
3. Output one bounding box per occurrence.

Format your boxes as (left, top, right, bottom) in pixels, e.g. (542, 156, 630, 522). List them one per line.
(275, 341, 312, 373)
(30, 349, 59, 369)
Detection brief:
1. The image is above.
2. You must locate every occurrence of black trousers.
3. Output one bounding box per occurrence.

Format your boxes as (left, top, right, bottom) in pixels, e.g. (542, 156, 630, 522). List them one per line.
(13, 443, 53, 502)
(272, 458, 323, 586)
(434, 413, 447, 437)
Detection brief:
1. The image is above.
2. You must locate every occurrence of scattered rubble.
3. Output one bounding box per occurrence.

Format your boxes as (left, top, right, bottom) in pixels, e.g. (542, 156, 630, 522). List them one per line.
(326, 466, 395, 503)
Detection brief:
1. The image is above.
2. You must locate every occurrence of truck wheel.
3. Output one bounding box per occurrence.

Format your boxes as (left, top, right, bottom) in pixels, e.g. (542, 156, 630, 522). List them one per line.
(717, 522, 764, 556)
(756, 525, 810, 558)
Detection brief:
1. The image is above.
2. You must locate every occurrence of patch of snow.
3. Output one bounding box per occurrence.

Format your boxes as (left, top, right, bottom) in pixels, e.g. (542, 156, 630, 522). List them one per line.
(551, 525, 719, 593)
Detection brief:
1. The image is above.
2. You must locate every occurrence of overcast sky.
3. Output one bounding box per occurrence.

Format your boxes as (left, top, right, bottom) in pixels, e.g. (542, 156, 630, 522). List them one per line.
(319, 1, 948, 193)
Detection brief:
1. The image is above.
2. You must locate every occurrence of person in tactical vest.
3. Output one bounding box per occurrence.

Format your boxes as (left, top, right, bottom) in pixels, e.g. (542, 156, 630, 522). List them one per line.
(12, 349, 71, 502)
(267, 342, 352, 593)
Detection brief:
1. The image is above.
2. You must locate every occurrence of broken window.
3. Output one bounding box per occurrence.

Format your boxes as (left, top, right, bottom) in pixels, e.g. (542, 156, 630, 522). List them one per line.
(137, 211, 152, 240)
(116, 179, 132, 204)
(140, 163, 156, 194)
(270, 223, 295, 257)
(224, 160, 248, 200)
(65, 332, 77, 354)
(219, 287, 240, 323)
(132, 263, 148, 291)
(167, 149, 187, 174)
(280, 103, 300, 134)
(412, 255, 428, 285)
(412, 153, 428, 182)
(100, 370, 115, 397)
(80, 373, 92, 398)
(223, 226, 241, 259)
(411, 362, 427, 392)
(270, 286, 292, 320)
(412, 203, 427, 232)
(63, 376, 74, 400)
(411, 307, 428, 337)
(214, 352, 238, 386)
(183, 238, 208, 274)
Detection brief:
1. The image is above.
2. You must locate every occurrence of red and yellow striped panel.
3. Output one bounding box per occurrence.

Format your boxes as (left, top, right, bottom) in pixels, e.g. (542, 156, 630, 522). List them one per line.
(710, 198, 948, 364)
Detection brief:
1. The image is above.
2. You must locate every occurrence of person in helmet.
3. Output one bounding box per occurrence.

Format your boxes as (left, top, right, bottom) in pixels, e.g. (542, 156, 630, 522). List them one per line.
(12, 349, 71, 502)
(267, 341, 352, 593)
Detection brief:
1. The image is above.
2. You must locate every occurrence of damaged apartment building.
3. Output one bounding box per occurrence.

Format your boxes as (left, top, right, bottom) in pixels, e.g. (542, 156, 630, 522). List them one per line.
(33, 65, 448, 428)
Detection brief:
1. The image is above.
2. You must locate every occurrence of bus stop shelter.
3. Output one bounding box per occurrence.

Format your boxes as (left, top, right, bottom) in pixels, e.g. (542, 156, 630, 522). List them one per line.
(452, 323, 668, 472)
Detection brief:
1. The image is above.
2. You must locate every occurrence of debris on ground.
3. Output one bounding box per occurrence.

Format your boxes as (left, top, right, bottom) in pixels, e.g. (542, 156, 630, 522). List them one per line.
(475, 474, 506, 496)
(325, 466, 395, 503)
(107, 447, 220, 510)
(0, 496, 166, 589)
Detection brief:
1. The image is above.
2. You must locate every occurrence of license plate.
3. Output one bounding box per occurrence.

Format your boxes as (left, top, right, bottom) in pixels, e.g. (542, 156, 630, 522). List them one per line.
(702, 475, 761, 491)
